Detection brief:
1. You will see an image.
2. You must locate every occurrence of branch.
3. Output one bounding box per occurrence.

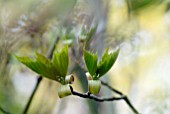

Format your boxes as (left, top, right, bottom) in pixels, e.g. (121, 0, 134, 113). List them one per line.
(69, 86, 125, 102)
(0, 106, 11, 114)
(101, 80, 140, 114)
(74, 59, 140, 113)
(23, 36, 59, 114)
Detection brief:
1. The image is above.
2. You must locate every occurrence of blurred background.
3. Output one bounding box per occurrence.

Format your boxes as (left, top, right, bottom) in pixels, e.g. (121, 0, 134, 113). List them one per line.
(1, 0, 170, 114)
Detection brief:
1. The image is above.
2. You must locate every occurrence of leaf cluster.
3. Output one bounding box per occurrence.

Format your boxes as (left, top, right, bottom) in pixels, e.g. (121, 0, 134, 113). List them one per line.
(84, 48, 119, 80)
(16, 46, 69, 85)
(17, 44, 119, 83)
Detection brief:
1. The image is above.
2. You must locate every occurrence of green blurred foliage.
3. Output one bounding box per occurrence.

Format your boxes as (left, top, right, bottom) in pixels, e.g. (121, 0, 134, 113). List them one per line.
(1, 0, 170, 114)
(128, 0, 163, 12)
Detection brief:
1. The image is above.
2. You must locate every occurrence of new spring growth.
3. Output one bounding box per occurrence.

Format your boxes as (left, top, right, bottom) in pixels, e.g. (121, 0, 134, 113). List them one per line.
(84, 48, 119, 94)
(58, 74, 74, 98)
(86, 72, 101, 94)
(16, 46, 74, 98)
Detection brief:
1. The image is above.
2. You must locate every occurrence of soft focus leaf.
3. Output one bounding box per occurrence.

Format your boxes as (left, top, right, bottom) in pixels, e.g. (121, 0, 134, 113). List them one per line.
(96, 48, 119, 77)
(129, 0, 162, 12)
(87, 25, 97, 40)
(84, 50, 98, 76)
(80, 25, 97, 42)
(80, 25, 87, 36)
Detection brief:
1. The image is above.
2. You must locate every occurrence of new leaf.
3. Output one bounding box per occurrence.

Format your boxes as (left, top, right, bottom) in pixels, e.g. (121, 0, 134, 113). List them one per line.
(97, 48, 119, 77)
(83, 50, 98, 76)
(16, 53, 56, 80)
(52, 46, 69, 78)
(16, 46, 69, 85)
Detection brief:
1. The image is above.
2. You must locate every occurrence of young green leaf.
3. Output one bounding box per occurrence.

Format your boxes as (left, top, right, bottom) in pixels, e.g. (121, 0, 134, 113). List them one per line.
(16, 54, 56, 80)
(16, 46, 69, 85)
(83, 50, 98, 76)
(96, 48, 119, 77)
(52, 46, 69, 79)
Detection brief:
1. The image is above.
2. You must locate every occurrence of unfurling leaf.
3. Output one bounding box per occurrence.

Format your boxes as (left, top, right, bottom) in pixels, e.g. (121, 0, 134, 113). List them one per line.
(97, 48, 119, 77)
(52, 46, 69, 78)
(16, 54, 56, 80)
(16, 46, 69, 85)
(83, 48, 119, 80)
(83, 50, 98, 76)
(86, 25, 97, 40)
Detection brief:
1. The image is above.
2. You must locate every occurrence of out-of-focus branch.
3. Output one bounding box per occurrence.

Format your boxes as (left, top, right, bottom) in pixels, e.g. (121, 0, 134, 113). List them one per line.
(101, 80, 140, 114)
(22, 36, 59, 114)
(100, 80, 123, 95)
(23, 1, 77, 113)
(0, 106, 11, 114)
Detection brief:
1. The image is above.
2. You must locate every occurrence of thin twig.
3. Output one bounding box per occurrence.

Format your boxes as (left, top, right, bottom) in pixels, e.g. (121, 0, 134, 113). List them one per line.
(101, 80, 140, 114)
(100, 80, 123, 96)
(69, 86, 125, 102)
(23, 37, 59, 114)
(74, 58, 140, 113)
(74, 59, 140, 113)
(0, 106, 11, 114)
(22, 76, 42, 114)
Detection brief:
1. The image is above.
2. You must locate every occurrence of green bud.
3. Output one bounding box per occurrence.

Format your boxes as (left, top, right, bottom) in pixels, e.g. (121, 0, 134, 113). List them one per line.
(88, 80, 101, 94)
(58, 84, 72, 98)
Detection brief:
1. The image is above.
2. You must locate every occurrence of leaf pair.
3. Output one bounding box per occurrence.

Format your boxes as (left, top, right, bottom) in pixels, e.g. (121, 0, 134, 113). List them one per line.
(16, 46, 69, 85)
(84, 48, 119, 80)
(17, 45, 119, 83)
(16, 46, 119, 96)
